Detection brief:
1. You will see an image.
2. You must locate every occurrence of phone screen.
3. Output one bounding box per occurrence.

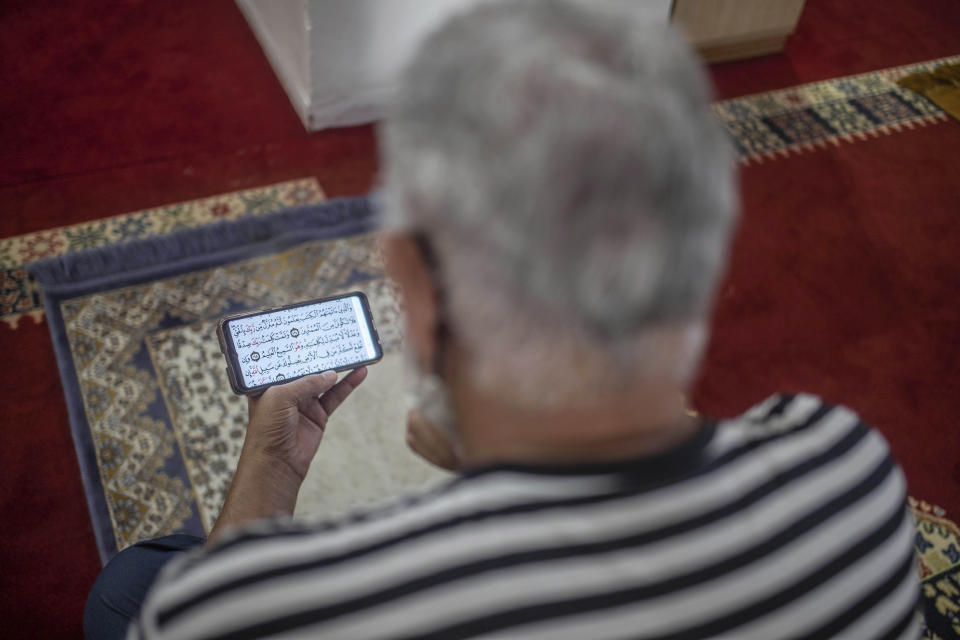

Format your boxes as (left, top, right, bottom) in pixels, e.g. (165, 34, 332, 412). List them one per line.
(224, 293, 380, 390)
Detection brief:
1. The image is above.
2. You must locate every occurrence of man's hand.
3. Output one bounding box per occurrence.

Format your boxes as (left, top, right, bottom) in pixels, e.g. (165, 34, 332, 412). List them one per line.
(208, 368, 367, 544)
(246, 368, 369, 481)
(406, 409, 462, 472)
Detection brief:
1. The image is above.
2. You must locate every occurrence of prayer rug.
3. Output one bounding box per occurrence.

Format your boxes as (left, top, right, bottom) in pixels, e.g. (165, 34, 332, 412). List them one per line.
(30, 196, 448, 562)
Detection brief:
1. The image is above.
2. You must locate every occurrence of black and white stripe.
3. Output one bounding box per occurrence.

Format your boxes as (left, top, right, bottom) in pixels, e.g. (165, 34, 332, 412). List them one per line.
(131, 394, 920, 640)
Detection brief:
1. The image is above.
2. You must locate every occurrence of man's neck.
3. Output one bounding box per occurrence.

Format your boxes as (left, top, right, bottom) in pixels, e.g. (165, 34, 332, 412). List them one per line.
(450, 369, 699, 469)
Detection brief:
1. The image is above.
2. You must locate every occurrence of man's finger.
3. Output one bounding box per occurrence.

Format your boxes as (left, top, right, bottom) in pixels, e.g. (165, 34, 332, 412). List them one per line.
(318, 367, 368, 416)
(276, 371, 339, 405)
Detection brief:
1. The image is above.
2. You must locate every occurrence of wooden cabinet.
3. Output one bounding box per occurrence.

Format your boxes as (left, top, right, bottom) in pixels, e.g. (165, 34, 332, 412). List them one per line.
(672, 0, 807, 63)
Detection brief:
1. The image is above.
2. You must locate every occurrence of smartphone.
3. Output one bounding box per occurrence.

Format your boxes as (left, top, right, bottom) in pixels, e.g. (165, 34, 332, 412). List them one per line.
(217, 291, 383, 395)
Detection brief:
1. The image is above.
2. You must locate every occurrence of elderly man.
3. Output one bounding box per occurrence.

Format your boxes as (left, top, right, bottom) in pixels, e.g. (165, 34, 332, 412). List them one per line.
(85, 1, 920, 638)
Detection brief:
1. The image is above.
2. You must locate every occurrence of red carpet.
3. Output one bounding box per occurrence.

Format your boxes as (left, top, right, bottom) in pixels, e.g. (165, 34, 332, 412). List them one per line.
(1, 0, 958, 637)
(0, 0, 379, 237)
(692, 122, 960, 513)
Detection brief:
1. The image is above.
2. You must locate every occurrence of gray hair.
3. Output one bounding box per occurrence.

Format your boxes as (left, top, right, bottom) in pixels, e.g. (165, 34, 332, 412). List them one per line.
(381, 0, 738, 405)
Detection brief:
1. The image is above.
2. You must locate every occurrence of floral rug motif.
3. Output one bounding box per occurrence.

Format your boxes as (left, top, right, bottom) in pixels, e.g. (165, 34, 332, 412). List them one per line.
(714, 55, 960, 164)
(0, 178, 324, 327)
(912, 499, 960, 639)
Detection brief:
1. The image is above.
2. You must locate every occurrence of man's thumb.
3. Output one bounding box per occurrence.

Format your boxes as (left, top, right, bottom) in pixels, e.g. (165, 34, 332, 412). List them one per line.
(278, 370, 338, 402)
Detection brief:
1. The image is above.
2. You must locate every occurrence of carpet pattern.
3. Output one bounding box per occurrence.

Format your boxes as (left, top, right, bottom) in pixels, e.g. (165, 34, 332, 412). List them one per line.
(715, 55, 959, 164)
(912, 499, 960, 638)
(0, 177, 324, 328)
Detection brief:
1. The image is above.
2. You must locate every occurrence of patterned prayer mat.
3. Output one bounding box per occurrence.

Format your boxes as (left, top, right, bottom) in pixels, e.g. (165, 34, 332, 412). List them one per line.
(31, 197, 448, 561)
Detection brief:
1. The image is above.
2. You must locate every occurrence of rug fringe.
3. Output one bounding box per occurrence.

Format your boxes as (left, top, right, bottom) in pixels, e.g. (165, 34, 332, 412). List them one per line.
(737, 111, 950, 165)
(29, 197, 375, 287)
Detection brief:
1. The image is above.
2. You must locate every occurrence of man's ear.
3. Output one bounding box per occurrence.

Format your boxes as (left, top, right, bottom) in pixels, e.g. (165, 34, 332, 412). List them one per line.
(382, 232, 439, 373)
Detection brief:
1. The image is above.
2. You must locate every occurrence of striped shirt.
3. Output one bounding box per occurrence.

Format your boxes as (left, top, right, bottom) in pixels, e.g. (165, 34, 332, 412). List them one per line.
(131, 394, 921, 639)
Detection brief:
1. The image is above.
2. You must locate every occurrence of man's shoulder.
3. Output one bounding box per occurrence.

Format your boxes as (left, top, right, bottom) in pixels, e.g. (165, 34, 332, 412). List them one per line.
(704, 392, 901, 500)
(737, 392, 860, 429)
(723, 392, 885, 451)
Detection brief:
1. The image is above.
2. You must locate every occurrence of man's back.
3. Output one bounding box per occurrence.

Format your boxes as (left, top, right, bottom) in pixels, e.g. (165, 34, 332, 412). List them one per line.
(132, 394, 919, 639)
